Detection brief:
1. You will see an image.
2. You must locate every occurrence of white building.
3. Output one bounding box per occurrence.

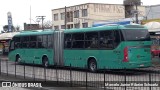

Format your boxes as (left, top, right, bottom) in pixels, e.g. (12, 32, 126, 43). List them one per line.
(146, 5, 160, 20)
(52, 3, 145, 30)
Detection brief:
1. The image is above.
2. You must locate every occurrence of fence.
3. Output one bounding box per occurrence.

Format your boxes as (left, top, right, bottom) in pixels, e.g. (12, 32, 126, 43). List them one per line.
(0, 58, 160, 90)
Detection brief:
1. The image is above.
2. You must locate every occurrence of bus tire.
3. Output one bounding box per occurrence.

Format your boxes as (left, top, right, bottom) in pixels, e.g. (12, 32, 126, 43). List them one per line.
(42, 57, 49, 68)
(16, 55, 21, 63)
(88, 59, 97, 72)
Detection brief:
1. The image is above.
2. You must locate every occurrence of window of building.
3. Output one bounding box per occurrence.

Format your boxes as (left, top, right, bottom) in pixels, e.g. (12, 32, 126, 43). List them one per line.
(64, 34, 72, 48)
(82, 9, 87, 17)
(66, 11, 73, 22)
(67, 24, 73, 29)
(54, 26, 59, 30)
(61, 25, 65, 29)
(61, 12, 65, 20)
(74, 23, 80, 28)
(74, 10, 79, 18)
(85, 32, 98, 49)
(54, 13, 58, 21)
(82, 23, 88, 28)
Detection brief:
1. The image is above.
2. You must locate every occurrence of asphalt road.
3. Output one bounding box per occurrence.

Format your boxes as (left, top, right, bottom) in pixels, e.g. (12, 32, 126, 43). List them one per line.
(0, 55, 160, 90)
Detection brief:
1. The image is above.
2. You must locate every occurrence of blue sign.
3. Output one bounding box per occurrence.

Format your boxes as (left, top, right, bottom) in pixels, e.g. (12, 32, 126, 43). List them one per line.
(92, 21, 131, 27)
(7, 12, 13, 32)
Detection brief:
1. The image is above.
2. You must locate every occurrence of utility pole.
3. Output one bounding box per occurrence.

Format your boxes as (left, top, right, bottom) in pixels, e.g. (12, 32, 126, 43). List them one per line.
(36, 18, 40, 29)
(64, 6, 67, 30)
(133, 1, 142, 24)
(135, 3, 139, 24)
(36, 16, 46, 30)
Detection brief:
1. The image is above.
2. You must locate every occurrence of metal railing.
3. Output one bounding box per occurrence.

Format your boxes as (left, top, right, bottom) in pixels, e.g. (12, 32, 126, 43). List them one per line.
(0, 58, 160, 90)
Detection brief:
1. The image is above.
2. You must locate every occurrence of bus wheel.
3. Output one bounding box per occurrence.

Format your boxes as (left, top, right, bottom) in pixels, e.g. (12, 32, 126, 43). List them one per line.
(88, 59, 97, 72)
(16, 55, 21, 63)
(43, 57, 49, 68)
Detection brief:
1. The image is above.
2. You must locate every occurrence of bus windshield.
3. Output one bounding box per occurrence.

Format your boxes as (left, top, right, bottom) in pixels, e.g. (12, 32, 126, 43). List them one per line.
(122, 29, 150, 41)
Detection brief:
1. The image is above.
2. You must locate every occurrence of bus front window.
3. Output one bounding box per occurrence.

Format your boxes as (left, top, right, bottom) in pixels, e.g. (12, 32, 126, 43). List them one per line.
(122, 29, 150, 41)
(9, 40, 15, 51)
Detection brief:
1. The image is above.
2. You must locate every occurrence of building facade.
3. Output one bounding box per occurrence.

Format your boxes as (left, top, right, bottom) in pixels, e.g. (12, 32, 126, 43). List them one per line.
(52, 3, 145, 30)
(24, 23, 39, 30)
(145, 5, 160, 20)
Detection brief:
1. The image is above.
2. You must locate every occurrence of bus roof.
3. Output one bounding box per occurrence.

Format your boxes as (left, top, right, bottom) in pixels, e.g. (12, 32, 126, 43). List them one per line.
(14, 24, 147, 37)
(64, 24, 148, 33)
(14, 30, 54, 37)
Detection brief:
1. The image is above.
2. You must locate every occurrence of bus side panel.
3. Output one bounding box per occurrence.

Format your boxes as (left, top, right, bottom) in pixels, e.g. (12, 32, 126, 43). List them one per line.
(63, 49, 121, 69)
(98, 51, 121, 69)
(64, 50, 87, 67)
(24, 49, 34, 63)
(33, 49, 53, 65)
(8, 49, 24, 62)
(8, 50, 16, 62)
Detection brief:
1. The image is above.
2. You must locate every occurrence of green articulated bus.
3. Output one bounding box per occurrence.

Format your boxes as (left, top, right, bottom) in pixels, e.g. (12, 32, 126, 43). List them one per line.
(8, 25, 152, 72)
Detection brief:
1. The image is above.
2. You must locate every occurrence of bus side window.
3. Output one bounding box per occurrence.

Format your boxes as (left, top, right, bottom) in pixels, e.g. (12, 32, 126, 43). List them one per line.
(99, 30, 114, 49)
(48, 35, 53, 48)
(42, 35, 48, 48)
(37, 35, 43, 48)
(113, 30, 122, 48)
(10, 40, 15, 51)
(64, 34, 72, 48)
(72, 33, 84, 48)
(29, 36, 37, 48)
(21, 36, 29, 48)
(85, 32, 98, 49)
(14, 37, 21, 48)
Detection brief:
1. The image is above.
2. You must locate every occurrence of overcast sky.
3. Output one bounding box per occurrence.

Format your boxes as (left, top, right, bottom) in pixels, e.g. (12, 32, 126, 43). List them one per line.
(0, 0, 159, 31)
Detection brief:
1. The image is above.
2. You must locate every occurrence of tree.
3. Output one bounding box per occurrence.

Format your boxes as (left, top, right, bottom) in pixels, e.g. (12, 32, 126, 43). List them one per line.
(43, 20, 52, 29)
(15, 25, 20, 32)
(2, 25, 15, 32)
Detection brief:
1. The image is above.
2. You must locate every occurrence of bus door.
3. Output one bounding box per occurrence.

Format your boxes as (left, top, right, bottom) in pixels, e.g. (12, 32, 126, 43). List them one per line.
(54, 31, 64, 66)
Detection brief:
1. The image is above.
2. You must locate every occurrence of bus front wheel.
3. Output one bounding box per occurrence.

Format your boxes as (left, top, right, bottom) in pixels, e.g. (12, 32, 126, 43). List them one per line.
(16, 55, 21, 64)
(42, 57, 49, 68)
(88, 59, 97, 72)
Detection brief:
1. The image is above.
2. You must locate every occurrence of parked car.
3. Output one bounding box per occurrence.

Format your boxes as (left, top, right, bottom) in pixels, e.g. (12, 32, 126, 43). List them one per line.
(151, 49, 160, 57)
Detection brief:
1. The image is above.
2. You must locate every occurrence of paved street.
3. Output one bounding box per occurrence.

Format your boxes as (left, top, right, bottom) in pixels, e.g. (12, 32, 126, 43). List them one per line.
(0, 55, 160, 90)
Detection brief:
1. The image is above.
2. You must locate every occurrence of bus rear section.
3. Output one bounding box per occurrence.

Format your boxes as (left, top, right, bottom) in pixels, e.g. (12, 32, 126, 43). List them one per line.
(120, 28, 152, 68)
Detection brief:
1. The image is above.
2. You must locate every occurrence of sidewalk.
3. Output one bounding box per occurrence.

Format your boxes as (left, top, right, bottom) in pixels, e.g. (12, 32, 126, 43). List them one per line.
(0, 54, 8, 60)
(0, 73, 105, 90)
(152, 57, 160, 67)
